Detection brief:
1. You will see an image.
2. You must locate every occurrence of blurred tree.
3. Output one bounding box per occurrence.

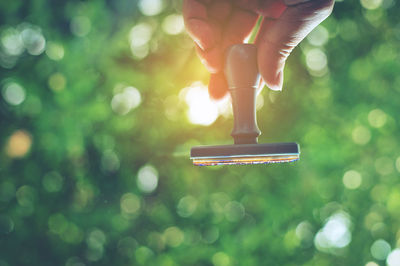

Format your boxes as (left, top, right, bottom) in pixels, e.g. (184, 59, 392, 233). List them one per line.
(0, 0, 400, 265)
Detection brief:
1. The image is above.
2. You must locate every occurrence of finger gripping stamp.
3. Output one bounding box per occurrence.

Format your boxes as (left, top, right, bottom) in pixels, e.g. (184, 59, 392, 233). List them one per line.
(190, 44, 300, 166)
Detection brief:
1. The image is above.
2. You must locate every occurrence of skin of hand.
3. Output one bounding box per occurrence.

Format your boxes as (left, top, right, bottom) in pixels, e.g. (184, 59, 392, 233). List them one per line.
(183, 0, 335, 99)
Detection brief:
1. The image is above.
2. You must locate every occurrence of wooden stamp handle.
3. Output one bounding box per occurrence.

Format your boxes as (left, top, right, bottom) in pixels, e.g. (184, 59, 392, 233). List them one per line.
(224, 44, 261, 144)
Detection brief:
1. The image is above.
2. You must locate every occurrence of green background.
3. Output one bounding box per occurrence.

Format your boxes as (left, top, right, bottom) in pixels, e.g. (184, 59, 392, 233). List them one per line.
(0, 0, 399, 265)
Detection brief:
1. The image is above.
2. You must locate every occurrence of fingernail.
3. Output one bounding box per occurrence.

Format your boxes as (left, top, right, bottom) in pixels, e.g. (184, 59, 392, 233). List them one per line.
(195, 39, 206, 51)
(257, 79, 266, 95)
(269, 71, 283, 91)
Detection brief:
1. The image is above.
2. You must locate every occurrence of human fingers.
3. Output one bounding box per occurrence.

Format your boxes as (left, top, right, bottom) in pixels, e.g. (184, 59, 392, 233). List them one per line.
(183, 0, 259, 99)
(256, 0, 334, 91)
(183, 0, 222, 51)
(207, 7, 258, 99)
(183, 0, 234, 74)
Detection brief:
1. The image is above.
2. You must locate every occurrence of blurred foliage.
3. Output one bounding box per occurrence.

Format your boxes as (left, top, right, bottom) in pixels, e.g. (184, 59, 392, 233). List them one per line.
(1, 0, 400, 265)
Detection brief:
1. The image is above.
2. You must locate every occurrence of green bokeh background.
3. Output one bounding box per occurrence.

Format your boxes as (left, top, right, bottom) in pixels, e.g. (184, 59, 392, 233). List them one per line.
(1, 0, 400, 265)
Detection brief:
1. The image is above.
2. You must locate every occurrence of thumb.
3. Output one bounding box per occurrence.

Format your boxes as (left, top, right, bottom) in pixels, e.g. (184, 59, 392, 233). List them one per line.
(256, 0, 334, 91)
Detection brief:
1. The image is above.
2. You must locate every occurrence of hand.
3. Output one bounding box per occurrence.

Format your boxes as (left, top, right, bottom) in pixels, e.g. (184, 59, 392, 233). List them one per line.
(183, 0, 334, 99)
